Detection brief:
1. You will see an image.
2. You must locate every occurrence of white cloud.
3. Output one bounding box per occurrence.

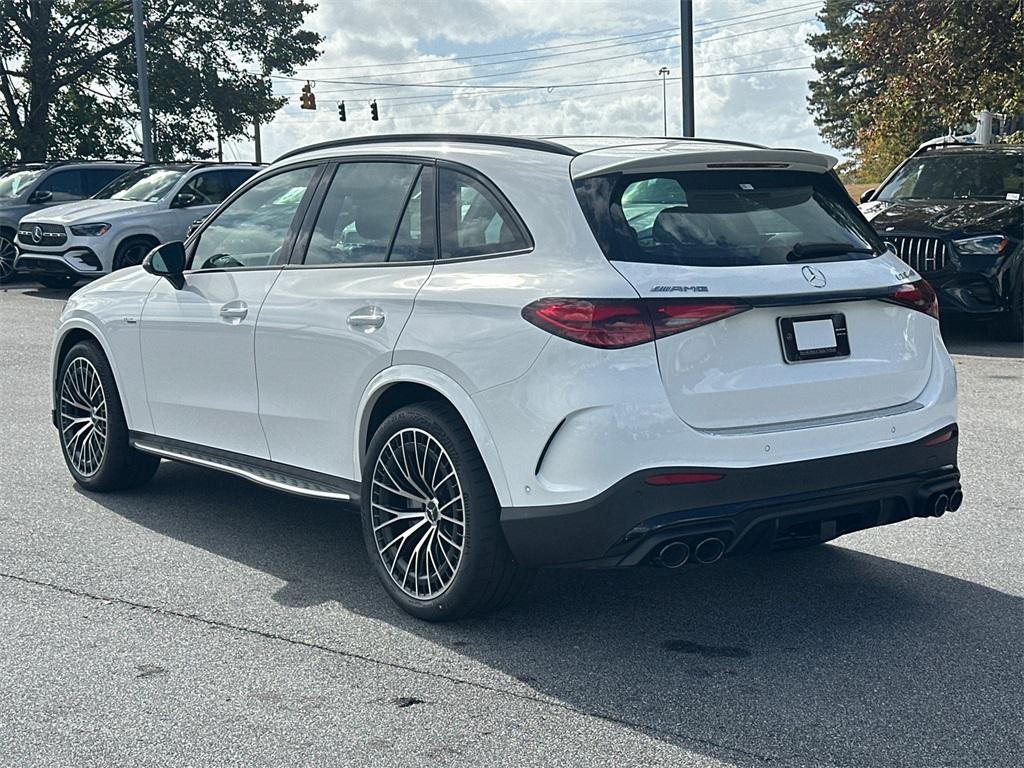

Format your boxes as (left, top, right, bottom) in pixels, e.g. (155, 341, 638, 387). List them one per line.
(223, 0, 830, 164)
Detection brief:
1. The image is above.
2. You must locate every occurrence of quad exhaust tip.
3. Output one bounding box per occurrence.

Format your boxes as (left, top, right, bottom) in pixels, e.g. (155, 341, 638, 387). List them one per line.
(931, 493, 949, 517)
(694, 537, 726, 564)
(949, 489, 964, 512)
(656, 541, 690, 569)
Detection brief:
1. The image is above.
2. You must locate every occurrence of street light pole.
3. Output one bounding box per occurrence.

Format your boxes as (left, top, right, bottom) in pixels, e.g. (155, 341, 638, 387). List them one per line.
(131, 0, 154, 161)
(659, 67, 670, 137)
(680, 0, 695, 137)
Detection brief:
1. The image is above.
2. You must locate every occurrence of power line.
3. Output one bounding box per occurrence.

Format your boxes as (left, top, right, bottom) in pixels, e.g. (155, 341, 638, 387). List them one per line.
(275, 2, 820, 73)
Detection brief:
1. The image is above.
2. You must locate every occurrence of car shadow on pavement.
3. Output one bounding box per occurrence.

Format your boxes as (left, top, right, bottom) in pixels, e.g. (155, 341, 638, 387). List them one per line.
(88, 460, 1022, 768)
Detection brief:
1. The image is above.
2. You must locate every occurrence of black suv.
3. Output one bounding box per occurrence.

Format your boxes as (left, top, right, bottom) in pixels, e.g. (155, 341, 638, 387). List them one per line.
(859, 143, 1023, 340)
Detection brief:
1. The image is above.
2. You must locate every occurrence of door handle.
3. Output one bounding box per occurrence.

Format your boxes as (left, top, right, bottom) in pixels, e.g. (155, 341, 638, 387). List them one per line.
(347, 305, 385, 331)
(219, 302, 248, 323)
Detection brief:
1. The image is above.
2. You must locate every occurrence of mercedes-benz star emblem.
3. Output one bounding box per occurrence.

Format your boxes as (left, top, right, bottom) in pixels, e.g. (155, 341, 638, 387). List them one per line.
(32, 225, 43, 244)
(801, 265, 827, 288)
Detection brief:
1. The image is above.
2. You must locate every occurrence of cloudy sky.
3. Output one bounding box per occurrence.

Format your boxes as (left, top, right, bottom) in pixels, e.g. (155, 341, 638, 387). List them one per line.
(226, 0, 828, 162)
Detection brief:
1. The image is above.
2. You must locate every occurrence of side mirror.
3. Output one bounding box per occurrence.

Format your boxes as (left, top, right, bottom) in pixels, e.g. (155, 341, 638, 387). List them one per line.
(29, 189, 53, 204)
(173, 192, 199, 208)
(859, 188, 876, 204)
(143, 241, 187, 289)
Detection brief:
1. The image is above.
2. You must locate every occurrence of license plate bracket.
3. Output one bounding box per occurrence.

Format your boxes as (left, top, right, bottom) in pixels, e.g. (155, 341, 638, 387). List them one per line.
(778, 313, 849, 363)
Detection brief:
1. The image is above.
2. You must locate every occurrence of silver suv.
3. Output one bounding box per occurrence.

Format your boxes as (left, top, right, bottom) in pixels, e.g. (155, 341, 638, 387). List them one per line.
(0, 160, 139, 285)
(14, 163, 261, 289)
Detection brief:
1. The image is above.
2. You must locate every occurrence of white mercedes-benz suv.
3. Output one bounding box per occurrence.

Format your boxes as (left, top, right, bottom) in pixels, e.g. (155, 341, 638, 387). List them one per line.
(16, 162, 259, 287)
(50, 134, 961, 620)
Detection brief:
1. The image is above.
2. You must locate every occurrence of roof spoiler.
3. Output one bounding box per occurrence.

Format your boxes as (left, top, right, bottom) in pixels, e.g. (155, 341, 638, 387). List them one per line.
(571, 148, 838, 179)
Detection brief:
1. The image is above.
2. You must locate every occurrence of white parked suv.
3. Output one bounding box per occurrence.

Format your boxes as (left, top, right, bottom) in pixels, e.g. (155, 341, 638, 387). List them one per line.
(16, 162, 260, 287)
(50, 134, 961, 620)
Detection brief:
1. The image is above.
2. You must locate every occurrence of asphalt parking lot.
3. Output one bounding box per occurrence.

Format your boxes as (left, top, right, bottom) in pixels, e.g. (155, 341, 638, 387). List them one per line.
(1, 280, 1022, 768)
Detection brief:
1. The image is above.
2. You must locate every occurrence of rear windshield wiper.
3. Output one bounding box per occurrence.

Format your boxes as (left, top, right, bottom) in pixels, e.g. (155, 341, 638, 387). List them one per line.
(786, 242, 875, 262)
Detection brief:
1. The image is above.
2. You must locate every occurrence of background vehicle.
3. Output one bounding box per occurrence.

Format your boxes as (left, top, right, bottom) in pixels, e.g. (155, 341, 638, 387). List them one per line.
(859, 142, 1024, 340)
(0, 160, 139, 284)
(15, 162, 261, 288)
(51, 135, 960, 620)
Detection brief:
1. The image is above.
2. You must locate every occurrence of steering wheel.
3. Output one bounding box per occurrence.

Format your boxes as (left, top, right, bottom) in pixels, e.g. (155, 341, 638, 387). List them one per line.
(204, 253, 245, 269)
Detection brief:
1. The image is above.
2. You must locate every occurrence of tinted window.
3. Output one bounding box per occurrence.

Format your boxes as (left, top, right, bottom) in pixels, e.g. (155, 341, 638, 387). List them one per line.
(438, 169, 529, 259)
(191, 166, 316, 271)
(304, 162, 420, 265)
(390, 167, 436, 263)
(575, 169, 882, 268)
(82, 168, 131, 195)
(37, 170, 83, 202)
(175, 169, 253, 207)
(877, 150, 1024, 201)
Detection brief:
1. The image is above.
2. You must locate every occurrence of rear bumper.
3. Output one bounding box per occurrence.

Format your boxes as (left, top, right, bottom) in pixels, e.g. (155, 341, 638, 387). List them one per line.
(500, 424, 960, 567)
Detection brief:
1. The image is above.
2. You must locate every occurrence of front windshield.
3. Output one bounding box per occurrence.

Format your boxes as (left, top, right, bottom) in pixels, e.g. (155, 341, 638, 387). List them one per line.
(93, 167, 185, 202)
(877, 150, 1024, 201)
(0, 169, 44, 199)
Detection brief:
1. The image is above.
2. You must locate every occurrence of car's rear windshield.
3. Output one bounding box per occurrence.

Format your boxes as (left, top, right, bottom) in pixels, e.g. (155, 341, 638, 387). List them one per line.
(574, 169, 884, 267)
(876, 150, 1024, 201)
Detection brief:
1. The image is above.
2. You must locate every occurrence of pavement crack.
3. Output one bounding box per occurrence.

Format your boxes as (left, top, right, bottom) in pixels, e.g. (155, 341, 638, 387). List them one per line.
(0, 570, 776, 765)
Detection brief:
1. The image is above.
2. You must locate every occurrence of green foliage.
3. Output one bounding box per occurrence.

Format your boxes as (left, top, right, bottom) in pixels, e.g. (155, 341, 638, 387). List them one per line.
(808, 0, 1024, 181)
(0, 0, 322, 160)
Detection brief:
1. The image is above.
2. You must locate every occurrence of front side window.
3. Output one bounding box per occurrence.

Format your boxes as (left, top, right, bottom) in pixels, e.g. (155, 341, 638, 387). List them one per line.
(94, 167, 186, 202)
(438, 169, 530, 259)
(174, 169, 257, 208)
(876, 151, 1024, 201)
(190, 166, 316, 271)
(576, 169, 883, 267)
(303, 162, 424, 265)
(37, 170, 84, 202)
(0, 168, 44, 199)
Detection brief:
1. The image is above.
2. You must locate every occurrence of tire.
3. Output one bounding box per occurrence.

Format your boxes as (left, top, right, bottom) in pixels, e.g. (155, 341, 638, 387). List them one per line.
(112, 237, 157, 271)
(361, 402, 532, 621)
(57, 341, 160, 492)
(994, 278, 1023, 342)
(38, 274, 78, 290)
(0, 229, 17, 284)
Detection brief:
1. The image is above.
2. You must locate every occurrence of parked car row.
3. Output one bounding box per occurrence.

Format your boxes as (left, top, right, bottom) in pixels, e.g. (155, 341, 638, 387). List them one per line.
(857, 141, 1023, 341)
(0, 160, 262, 287)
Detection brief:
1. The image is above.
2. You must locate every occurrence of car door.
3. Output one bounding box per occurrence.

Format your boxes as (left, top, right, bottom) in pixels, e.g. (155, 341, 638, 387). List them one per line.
(140, 164, 321, 457)
(255, 159, 435, 479)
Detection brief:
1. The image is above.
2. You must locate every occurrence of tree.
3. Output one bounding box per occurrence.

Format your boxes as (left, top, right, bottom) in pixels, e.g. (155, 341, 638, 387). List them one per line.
(808, 0, 1024, 180)
(0, 1, 322, 161)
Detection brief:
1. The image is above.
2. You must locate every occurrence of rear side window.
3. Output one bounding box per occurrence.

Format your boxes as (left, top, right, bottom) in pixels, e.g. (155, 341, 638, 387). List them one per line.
(82, 168, 130, 195)
(438, 168, 530, 259)
(575, 169, 884, 267)
(303, 161, 423, 265)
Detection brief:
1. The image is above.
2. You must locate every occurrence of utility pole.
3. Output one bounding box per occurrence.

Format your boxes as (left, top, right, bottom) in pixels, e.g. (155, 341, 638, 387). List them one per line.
(254, 119, 262, 163)
(659, 67, 670, 137)
(132, 0, 154, 162)
(680, 0, 695, 137)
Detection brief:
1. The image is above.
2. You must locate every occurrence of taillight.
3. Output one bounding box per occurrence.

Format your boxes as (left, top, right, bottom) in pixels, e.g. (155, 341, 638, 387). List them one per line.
(521, 299, 653, 348)
(522, 298, 750, 349)
(884, 279, 939, 319)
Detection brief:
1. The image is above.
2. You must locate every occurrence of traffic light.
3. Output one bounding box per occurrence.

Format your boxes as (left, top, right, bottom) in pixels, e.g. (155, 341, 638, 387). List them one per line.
(300, 82, 316, 110)
(370, 99, 379, 121)
(338, 101, 346, 122)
